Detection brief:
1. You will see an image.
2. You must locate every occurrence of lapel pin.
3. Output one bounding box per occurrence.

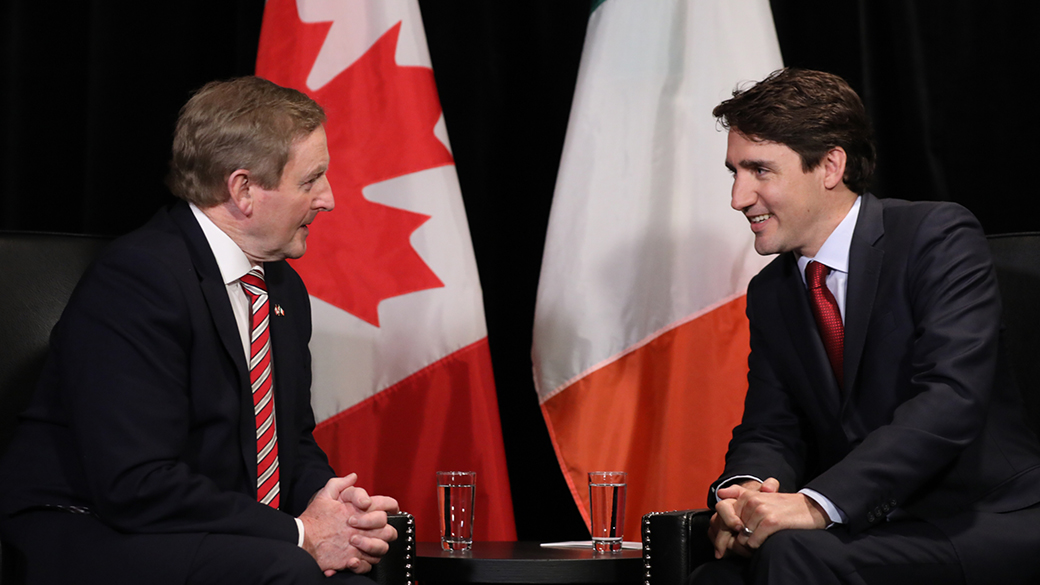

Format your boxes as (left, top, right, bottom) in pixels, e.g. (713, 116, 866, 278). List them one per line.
(274, 304, 285, 317)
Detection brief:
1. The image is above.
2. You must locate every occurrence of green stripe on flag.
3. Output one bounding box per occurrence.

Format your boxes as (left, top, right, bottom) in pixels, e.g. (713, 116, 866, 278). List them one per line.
(590, 0, 607, 14)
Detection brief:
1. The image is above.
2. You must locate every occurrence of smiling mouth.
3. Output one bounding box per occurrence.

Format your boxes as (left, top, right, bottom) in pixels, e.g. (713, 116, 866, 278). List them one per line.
(749, 213, 772, 224)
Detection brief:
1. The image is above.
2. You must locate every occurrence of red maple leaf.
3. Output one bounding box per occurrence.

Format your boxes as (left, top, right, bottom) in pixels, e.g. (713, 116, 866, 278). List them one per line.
(256, 0, 450, 326)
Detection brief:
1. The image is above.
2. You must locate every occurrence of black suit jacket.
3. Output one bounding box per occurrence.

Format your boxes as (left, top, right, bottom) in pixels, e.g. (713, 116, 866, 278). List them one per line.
(0, 202, 335, 562)
(712, 194, 1040, 578)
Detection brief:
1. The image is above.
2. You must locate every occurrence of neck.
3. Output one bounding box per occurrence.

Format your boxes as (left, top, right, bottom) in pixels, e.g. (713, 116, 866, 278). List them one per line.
(197, 201, 262, 265)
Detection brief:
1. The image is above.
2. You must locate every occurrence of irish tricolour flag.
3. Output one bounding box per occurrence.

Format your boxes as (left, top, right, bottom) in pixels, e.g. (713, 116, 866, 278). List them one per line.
(256, 0, 516, 542)
(532, 0, 782, 539)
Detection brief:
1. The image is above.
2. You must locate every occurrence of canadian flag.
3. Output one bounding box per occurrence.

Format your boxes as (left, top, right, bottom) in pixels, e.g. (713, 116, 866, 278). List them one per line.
(256, 0, 516, 542)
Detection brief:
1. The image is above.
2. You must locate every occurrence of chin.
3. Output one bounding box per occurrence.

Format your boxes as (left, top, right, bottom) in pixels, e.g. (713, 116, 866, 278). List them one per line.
(753, 240, 775, 256)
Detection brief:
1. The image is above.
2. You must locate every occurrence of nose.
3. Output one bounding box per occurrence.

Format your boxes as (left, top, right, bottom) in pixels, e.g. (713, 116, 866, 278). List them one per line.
(730, 174, 754, 212)
(315, 177, 335, 212)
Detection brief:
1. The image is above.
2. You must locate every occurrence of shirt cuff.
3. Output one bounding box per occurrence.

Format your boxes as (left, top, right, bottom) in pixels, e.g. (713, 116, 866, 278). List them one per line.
(799, 488, 846, 525)
(711, 475, 763, 506)
(295, 517, 305, 548)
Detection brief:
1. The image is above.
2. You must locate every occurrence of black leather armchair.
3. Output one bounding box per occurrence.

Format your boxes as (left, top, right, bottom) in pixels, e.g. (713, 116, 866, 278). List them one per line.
(640, 232, 1040, 585)
(0, 231, 414, 585)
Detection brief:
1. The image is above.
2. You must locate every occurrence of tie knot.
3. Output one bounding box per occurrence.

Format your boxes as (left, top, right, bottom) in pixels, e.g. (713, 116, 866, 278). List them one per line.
(241, 269, 267, 298)
(807, 261, 829, 289)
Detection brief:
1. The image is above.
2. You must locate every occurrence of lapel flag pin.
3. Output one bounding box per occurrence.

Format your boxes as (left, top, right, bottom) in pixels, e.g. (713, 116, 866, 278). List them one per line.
(274, 304, 285, 317)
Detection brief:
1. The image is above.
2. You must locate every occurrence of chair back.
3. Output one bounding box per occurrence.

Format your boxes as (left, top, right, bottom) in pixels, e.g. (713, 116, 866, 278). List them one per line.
(0, 232, 111, 457)
(988, 232, 1040, 438)
(1, 232, 110, 584)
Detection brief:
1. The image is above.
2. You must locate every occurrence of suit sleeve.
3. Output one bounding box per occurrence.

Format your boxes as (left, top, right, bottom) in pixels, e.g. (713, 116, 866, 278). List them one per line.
(806, 204, 1001, 532)
(276, 265, 337, 515)
(60, 245, 298, 542)
(708, 274, 810, 506)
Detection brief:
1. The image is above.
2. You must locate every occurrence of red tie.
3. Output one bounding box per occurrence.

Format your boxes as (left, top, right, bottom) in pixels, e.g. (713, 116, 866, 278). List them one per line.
(240, 269, 280, 508)
(806, 261, 844, 389)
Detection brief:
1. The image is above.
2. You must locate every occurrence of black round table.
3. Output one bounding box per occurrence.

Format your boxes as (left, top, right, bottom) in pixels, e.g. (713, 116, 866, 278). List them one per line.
(414, 541, 644, 585)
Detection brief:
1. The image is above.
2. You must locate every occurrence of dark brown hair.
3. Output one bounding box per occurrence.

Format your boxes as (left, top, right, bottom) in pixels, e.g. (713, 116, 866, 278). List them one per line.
(167, 76, 326, 206)
(713, 68, 876, 194)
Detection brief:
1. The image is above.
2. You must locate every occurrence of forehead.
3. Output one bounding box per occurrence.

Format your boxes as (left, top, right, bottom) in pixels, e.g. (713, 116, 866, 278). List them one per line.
(284, 127, 329, 169)
(726, 131, 798, 161)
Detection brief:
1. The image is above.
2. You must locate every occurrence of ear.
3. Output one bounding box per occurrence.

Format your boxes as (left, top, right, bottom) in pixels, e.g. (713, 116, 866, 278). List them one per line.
(821, 147, 848, 190)
(226, 169, 253, 216)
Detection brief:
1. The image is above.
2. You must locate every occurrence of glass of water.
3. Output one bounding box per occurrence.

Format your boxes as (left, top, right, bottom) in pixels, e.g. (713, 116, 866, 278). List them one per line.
(437, 471, 476, 551)
(588, 471, 626, 553)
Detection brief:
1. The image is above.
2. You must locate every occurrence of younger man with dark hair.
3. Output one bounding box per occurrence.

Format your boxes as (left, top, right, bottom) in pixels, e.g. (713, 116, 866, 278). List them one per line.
(693, 68, 1040, 585)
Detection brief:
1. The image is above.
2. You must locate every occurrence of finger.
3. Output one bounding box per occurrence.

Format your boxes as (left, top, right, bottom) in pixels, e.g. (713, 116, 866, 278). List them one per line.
(355, 550, 383, 566)
(714, 499, 745, 532)
(707, 513, 721, 542)
(346, 557, 372, 575)
(737, 524, 750, 541)
(350, 534, 392, 557)
(341, 486, 372, 510)
(716, 484, 747, 501)
(349, 510, 388, 530)
(323, 473, 359, 499)
(710, 513, 738, 559)
(368, 495, 400, 514)
(713, 528, 733, 559)
(745, 518, 781, 549)
(760, 477, 780, 493)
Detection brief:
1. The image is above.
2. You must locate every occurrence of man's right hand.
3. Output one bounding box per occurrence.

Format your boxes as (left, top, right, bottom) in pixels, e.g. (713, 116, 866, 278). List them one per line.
(298, 474, 399, 576)
(708, 478, 777, 559)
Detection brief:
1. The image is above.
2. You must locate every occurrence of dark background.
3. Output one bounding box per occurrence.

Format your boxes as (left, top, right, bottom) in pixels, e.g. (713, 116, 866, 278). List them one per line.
(3, 0, 1036, 541)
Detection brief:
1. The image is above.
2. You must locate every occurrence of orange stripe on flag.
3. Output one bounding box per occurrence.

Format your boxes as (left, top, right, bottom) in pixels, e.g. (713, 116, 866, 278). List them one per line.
(314, 338, 516, 542)
(541, 296, 750, 538)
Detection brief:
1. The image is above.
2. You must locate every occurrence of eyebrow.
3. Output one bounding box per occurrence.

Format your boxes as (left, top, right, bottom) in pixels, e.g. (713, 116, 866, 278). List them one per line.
(726, 158, 773, 172)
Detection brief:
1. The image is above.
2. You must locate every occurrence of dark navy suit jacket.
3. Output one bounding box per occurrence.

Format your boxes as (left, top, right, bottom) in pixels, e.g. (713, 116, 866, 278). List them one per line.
(0, 201, 335, 578)
(712, 193, 1040, 582)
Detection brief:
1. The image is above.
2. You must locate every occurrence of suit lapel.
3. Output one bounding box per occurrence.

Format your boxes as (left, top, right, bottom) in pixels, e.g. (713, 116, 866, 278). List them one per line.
(843, 193, 884, 405)
(264, 261, 296, 496)
(777, 255, 843, 417)
(168, 202, 257, 490)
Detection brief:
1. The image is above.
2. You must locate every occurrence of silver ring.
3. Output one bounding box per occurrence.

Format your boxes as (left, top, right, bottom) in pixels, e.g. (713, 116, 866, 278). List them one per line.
(742, 526, 754, 536)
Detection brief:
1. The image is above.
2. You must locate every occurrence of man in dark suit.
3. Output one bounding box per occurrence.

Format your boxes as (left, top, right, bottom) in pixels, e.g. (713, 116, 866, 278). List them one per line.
(0, 77, 398, 584)
(690, 68, 1040, 584)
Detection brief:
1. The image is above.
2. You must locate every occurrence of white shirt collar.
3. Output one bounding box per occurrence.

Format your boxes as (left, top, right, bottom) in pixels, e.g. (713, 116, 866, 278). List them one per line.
(189, 203, 258, 284)
(797, 195, 861, 281)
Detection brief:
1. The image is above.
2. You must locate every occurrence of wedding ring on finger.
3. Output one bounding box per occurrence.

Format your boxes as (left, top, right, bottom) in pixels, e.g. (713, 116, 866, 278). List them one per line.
(742, 526, 754, 536)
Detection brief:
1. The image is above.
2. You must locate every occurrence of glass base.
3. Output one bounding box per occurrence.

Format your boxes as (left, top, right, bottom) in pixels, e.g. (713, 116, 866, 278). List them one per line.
(441, 539, 473, 552)
(593, 539, 622, 553)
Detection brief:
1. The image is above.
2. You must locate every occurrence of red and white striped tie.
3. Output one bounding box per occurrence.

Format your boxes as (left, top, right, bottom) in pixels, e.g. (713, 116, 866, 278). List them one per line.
(240, 269, 280, 508)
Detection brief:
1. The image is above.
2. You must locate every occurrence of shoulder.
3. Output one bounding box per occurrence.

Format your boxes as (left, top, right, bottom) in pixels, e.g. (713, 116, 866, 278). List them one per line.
(748, 252, 796, 294)
(875, 197, 983, 241)
(62, 205, 207, 322)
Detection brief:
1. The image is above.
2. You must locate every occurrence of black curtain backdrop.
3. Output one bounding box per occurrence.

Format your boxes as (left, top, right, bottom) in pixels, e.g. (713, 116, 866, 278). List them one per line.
(2, 0, 1036, 542)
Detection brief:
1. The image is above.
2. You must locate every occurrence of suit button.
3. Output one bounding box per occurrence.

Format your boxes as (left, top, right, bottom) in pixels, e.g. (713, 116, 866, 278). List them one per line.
(867, 512, 876, 523)
(881, 503, 891, 513)
(889, 499, 897, 507)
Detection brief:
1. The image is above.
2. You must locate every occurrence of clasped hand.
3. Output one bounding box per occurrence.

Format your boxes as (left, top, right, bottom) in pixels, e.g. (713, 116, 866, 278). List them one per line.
(708, 477, 828, 559)
(299, 473, 400, 576)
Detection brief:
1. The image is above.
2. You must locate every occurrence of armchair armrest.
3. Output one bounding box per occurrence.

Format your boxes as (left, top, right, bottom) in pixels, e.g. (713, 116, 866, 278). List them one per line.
(368, 512, 415, 585)
(641, 509, 714, 585)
